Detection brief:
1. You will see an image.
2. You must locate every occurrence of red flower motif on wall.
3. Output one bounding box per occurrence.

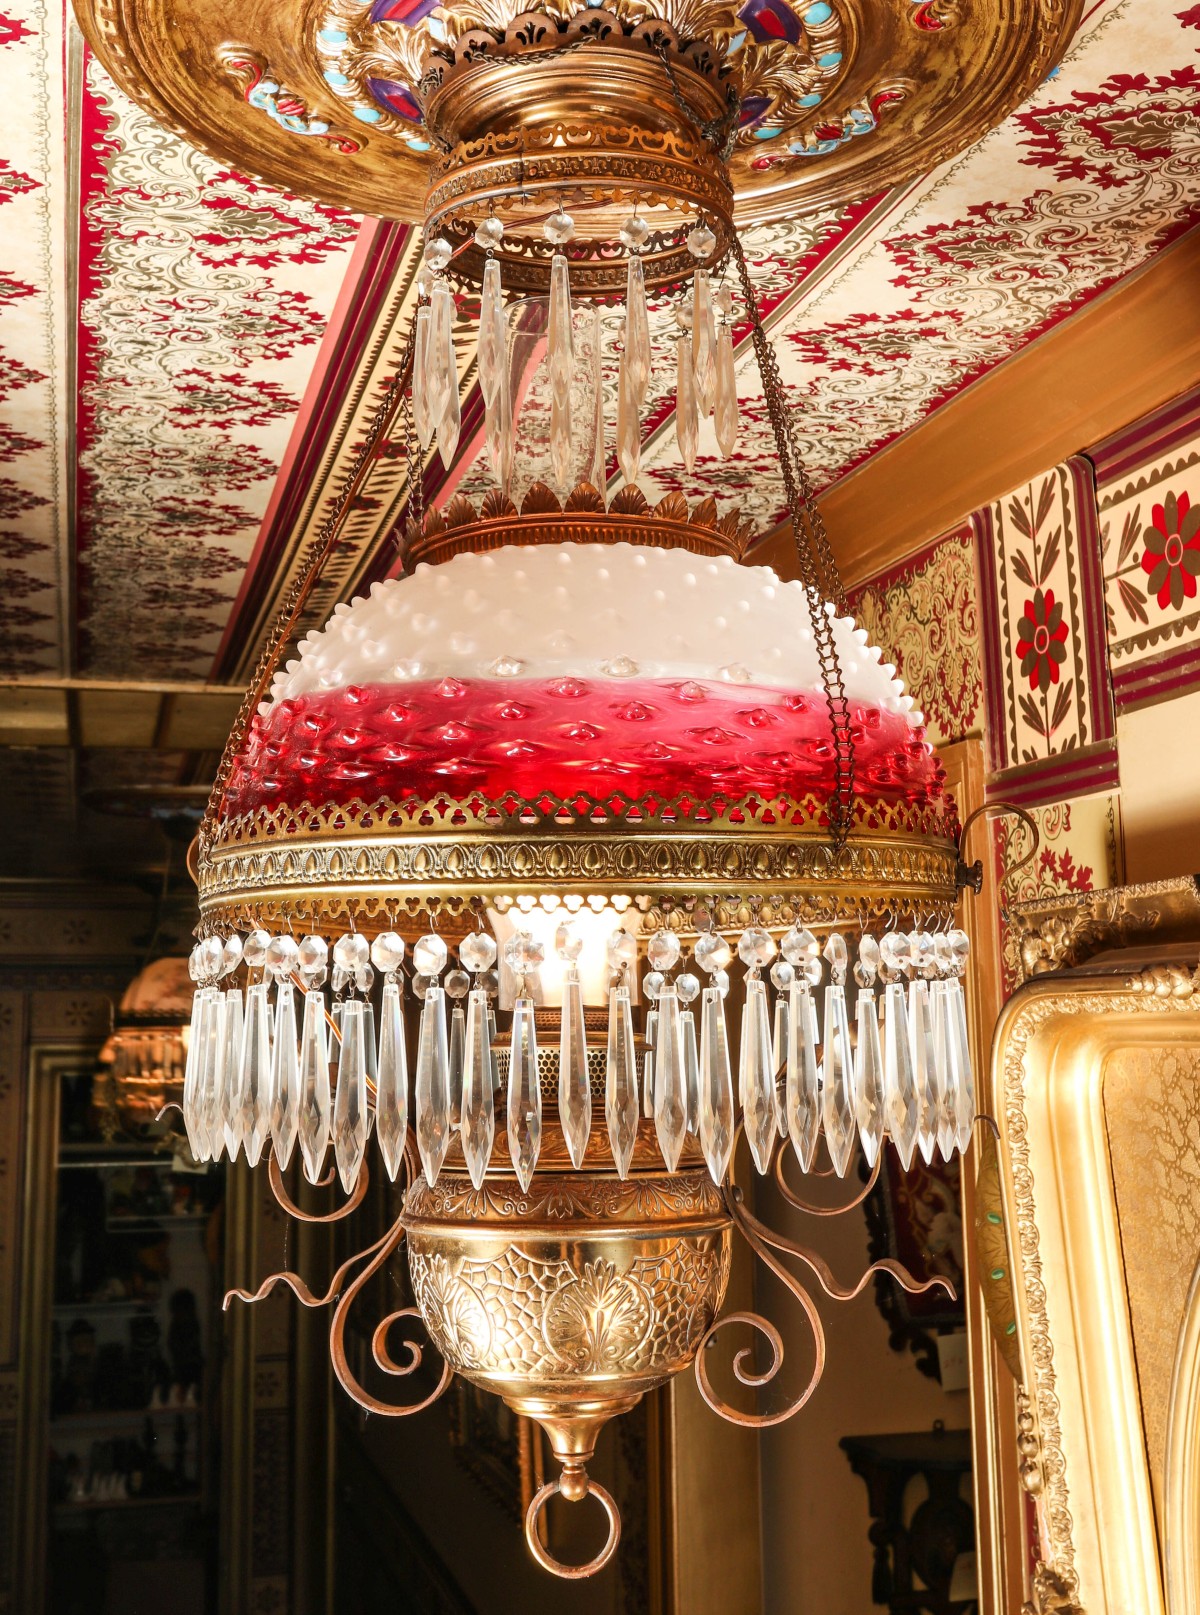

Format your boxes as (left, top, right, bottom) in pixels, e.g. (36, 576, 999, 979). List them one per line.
(1140, 490, 1200, 611)
(1015, 588, 1069, 689)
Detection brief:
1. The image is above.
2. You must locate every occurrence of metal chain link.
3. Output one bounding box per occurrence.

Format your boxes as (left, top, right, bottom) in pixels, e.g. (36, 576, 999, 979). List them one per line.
(200, 318, 420, 852)
(726, 234, 856, 847)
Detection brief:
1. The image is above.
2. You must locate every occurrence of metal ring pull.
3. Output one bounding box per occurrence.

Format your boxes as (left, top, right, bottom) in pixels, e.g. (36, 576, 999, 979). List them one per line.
(524, 1475, 621, 1579)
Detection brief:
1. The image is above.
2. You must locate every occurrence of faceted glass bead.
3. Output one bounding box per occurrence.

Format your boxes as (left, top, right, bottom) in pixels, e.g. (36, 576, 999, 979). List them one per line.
(910, 931, 936, 976)
(333, 999, 369, 1194)
(270, 983, 300, 1171)
(413, 934, 449, 977)
(821, 984, 856, 1178)
(543, 209, 575, 245)
(474, 216, 504, 251)
(714, 281, 734, 317)
(559, 965, 591, 1170)
(880, 932, 911, 974)
(770, 959, 795, 991)
(607, 929, 637, 971)
(554, 920, 582, 961)
(675, 335, 698, 473)
(694, 932, 731, 973)
(197, 935, 225, 982)
(686, 222, 717, 259)
(741, 977, 777, 1174)
(857, 934, 881, 981)
(823, 931, 849, 981)
(507, 998, 542, 1191)
(354, 963, 375, 995)
(647, 928, 681, 972)
(375, 979, 408, 1182)
(676, 971, 700, 1004)
(265, 934, 299, 981)
(298, 990, 332, 1184)
(619, 214, 650, 250)
(411, 974, 434, 999)
(712, 967, 731, 999)
(222, 934, 244, 977)
(460, 988, 495, 1189)
(415, 985, 451, 1188)
(605, 986, 639, 1179)
(503, 930, 545, 976)
(643, 970, 665, 1002)
(785, 983, 820, 1172)
(853, 989, 885, 1169)
(370, 931, 405, 973)
(333, 933, 369, 971)
(461, 930, 498, 973)
(738, 926, 776, 969)
(673, 300, 693, 333)
(698, 986, 734, 1185)
(781, 926, 818, 966)
(298, 934, 328, 973)
(881, 982, 918, 1170)
(445, 968, 471, 1000)
(479, 969, 499, 998)
(653, 986, 688, 1171)
(188, 944, 204, 984)
(948, 928, 971, 970)
(243, 929, 270, 970)
(423, 235, 452, 270)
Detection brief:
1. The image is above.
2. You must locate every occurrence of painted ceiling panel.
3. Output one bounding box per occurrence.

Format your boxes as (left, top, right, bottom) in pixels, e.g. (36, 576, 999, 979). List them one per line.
(0, 0, 1197, 705)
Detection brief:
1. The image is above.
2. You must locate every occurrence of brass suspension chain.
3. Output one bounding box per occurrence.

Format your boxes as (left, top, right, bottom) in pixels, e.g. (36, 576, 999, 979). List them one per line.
(727, 234, 856, 847)
(200, 320, 420, 853)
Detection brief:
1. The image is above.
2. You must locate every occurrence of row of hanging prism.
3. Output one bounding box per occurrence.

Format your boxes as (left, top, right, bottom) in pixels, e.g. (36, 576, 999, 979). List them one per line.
(182, 925, 973, 1196)
(409, 215, 739, 488)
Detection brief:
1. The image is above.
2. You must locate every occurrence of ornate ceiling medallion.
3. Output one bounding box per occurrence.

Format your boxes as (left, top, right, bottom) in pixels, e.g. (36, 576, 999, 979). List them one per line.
(75, 0, 1081, 236)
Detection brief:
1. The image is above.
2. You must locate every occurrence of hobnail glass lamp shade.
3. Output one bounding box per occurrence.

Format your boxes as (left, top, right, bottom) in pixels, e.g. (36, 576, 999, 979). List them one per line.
(221, 541, 947, 824)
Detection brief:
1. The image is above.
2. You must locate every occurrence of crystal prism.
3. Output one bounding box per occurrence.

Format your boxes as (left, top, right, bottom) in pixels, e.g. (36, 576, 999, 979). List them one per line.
(617, 349, 640, 486)
(333, 999, 368, 1194)
(270, 982, 300, 1170)
(699, 986, 734, 1185)
(909, 980, 938, 1166)
(415, 985, 451, 1188)
(605, 985, 639, 1178)
(881, 983, 918, 1170)
(714, 321, 738, 457)
(448, 1004, 466, 1125)
(218, 988, 244, 1161)
(680, 1008, 700, 1135)
(624, 252, 650, 404)
(429, 279, 460, 465)
(478, 257, 506, 413)
(929, 982, 956, 1162)
(548, 252, 573, 493)
(589, 306, 605, 493)
(675, 336, 698, 473)
(559, 965, 591, 1169)
(461, 988, 495, 1190)
(507, 997, 542, 1191)
(772, 995, 788, 1136)
(196, 988, 224, 1162)
(950, 977, 976, 1154)
(237, 982, 273, 1168)
(182, 989, 207, 1159)
(821, 984, 856, 1178)
(412, 302, 434, 451)
(785, 983, 820, 1172)
(653, 986, 688, 1171)
(853, 989, 884, 1169)
(298, 990, 332, 1183)
(375, 979, 408, 1182)
(692, 271, 716, 417)
(740, 978, 776, 1174)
